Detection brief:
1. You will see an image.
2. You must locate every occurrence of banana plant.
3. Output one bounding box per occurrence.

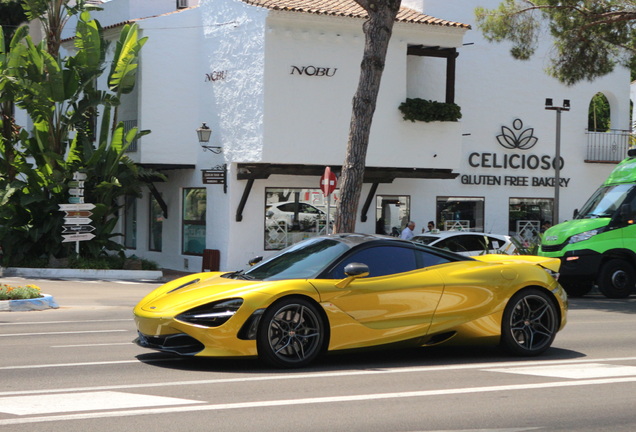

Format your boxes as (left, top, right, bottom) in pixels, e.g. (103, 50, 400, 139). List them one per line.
(0, 5, 158, 265)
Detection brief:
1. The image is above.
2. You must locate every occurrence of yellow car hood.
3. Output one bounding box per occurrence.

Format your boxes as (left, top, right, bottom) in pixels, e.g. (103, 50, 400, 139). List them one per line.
(137, 272, 278, 313)
(473, 254, 561, 273)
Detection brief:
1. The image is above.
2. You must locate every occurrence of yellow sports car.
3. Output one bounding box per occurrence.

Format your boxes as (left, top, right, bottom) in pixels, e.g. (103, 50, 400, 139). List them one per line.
(134, 234, 567, 368)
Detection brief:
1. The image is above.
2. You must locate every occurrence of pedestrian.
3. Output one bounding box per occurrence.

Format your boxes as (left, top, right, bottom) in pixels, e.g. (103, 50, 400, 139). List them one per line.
(401, 221, 416, 240)
(425, 220, 435, 232)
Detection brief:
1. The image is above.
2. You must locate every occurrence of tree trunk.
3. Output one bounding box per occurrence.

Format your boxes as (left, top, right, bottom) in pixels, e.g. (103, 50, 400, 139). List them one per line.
(333, 0, 401, 233)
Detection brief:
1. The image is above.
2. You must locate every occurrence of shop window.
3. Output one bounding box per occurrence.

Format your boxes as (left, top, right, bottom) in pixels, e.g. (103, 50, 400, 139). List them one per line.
(183, 188, 206, 255)
(436, 197, 484, 232)
(149, 194, 163, 252)
(124, 195, 137, 249)
(375, 195, 411, 237)
(509, 198, 553, 241)
(265, 188, 338, 250)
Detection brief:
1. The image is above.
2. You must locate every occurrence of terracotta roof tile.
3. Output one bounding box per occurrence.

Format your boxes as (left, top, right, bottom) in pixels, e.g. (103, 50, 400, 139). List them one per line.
(241, 0, 470, 28)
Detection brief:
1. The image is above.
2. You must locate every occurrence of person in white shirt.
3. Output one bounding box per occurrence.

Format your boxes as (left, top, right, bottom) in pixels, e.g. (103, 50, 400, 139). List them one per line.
(400, 221, 416, 240)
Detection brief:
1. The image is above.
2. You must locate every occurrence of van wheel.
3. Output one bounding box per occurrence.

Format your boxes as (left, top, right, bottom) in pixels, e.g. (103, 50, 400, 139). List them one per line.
(598, 259, 635, 299)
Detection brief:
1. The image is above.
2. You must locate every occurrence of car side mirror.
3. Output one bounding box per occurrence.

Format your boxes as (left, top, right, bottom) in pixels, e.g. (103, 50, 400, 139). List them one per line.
(573, 208, 579, 219)
(248, 256, 263, 266)
(335, 263, 370, 289)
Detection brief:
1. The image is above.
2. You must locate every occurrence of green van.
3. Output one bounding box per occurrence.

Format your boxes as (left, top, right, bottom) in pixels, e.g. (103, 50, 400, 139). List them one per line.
(539, 150, 636, 298)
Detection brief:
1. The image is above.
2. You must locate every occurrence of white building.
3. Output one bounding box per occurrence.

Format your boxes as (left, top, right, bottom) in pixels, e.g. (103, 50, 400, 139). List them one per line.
(65, 0, 631, 271)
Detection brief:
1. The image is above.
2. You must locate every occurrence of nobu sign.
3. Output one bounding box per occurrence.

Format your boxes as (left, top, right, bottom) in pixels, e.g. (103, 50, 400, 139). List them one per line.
(290, 65, 337, 77)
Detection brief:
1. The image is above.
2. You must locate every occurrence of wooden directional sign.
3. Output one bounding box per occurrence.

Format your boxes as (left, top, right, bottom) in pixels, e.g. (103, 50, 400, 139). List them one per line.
(68, 180, 84, 188)
(73, 172, 87, 181)
(68, 188, 84, 196)
(62, 233, 95, 243)
(59, 203, 95, 211)
(64, 217, 92, 225)
(63, 225, 95, 234)
(69, 196, 85, 204)
(64, 210, 92, 218)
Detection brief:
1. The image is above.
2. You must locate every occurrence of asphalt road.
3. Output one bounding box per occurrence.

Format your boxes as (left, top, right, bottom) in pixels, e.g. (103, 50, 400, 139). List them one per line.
(1, 276, 636, 432)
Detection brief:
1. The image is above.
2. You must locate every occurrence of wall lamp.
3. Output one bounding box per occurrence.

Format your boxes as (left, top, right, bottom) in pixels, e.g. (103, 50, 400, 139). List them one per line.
(196, 123, 222, 154)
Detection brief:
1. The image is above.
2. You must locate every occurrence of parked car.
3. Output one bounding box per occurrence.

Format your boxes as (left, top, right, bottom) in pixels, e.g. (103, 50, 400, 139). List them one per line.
(134, 234, 566, 368)
(412, 231, 517, 256)
(266, 201, 325, 228)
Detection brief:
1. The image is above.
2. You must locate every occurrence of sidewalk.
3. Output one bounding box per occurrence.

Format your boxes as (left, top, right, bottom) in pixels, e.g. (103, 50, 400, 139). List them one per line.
(0, 269, 195, 311)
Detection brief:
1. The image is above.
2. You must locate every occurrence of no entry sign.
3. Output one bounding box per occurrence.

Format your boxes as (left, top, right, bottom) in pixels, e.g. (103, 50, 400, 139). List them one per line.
(320, 167, 337, 196)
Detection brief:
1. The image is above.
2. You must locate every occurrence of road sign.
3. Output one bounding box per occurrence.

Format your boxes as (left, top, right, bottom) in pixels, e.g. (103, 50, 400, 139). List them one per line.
(73, 172, 87, 181)
(59, 203, 95, 211)
(68, 196, 84, 204)
(63, 225, 95, 234)
(64, 217, 92, 225)
(62, 233, 95, 243)
(320, 166, 337, 196)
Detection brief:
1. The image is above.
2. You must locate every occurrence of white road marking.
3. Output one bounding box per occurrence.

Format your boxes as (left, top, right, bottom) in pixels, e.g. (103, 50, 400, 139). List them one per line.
(0, 391, 201, 415)
(2, 376, 636, 425)
(0, 319, 132, 326)
(51, 343, 134, 348)
(3, 356, 636, 397)
(0, 330, 129, 337)
(487, 363, 636, 379)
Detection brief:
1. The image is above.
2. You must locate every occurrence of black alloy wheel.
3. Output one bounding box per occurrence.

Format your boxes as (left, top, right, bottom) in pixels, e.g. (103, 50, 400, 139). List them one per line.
(257, 297, 325, 368)
(501, 288, 558, 356)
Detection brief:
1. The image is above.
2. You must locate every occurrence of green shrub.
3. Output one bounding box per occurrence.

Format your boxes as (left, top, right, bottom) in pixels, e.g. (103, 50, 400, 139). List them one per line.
(398, 98, 462, 122)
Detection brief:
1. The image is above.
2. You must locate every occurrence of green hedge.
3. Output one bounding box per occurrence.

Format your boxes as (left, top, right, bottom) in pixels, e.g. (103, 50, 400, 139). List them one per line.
(398, 98, 462, 122)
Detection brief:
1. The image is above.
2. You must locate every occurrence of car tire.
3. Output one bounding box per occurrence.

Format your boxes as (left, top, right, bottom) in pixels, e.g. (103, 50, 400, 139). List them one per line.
(558, 278, 593, 297)
(257, 297, 325, 368)
(500, 288, 559, 356)
(598, 259, 635, 299)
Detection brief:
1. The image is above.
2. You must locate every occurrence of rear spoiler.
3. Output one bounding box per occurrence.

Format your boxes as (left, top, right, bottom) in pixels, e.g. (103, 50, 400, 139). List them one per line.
(472, 254, 561, 273)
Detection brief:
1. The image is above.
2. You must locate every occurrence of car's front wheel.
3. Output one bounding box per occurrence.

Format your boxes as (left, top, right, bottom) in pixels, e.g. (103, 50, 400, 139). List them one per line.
(501, 288, 558, 356)
(257, 297, 325, 368)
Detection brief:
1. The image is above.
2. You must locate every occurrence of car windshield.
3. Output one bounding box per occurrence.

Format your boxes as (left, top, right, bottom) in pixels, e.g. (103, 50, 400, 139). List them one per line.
(238, 237, 349, 281)
(576, 184, 636, 219)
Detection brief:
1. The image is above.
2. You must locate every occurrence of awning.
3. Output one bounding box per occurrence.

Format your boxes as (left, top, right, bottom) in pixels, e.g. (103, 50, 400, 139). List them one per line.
(235, 163, 458, 222)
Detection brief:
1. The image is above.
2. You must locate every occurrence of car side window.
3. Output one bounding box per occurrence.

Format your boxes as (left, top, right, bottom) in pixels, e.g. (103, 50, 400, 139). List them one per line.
(329, 246, 417, 279)
(487, 236, 499, 249)
(451, 235, 489, 253)
(413, 249, 452, 268)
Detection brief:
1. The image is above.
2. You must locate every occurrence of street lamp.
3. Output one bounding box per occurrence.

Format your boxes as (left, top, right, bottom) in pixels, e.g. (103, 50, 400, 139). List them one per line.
(545, 98, 570, 225)
(196, 123, 222, 153)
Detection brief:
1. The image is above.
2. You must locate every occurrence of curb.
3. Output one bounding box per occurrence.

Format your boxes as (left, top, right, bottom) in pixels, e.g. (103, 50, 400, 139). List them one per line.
(0, 294, 59, 312)
(2, 267, 164, 281)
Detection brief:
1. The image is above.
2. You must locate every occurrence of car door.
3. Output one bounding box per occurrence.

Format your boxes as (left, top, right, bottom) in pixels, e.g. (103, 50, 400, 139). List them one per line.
(312, 244, 447, 337)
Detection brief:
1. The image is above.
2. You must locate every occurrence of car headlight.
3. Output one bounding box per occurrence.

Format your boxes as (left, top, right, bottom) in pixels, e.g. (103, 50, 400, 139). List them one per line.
(568, 229, 599, 244)
(176, 298, 243, 327)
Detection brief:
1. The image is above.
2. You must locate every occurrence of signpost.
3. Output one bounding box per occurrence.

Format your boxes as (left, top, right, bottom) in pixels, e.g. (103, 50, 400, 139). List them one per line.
(60, 173, 94, 252)
(320, 167, 337, 232)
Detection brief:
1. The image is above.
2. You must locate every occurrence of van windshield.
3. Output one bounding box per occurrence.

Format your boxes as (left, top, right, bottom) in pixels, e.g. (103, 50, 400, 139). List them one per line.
(576, 184, 636, 219)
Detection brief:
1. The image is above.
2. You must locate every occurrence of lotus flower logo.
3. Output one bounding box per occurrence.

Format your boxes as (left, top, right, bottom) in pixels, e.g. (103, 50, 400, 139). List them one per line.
(497, 119, 538, 150)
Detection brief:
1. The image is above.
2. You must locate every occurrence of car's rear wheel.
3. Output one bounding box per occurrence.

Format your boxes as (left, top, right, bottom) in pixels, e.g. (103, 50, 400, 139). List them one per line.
(257, 297, 325, 368)
(501, 288, 558, 356)
(598, 259, 635, 299)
